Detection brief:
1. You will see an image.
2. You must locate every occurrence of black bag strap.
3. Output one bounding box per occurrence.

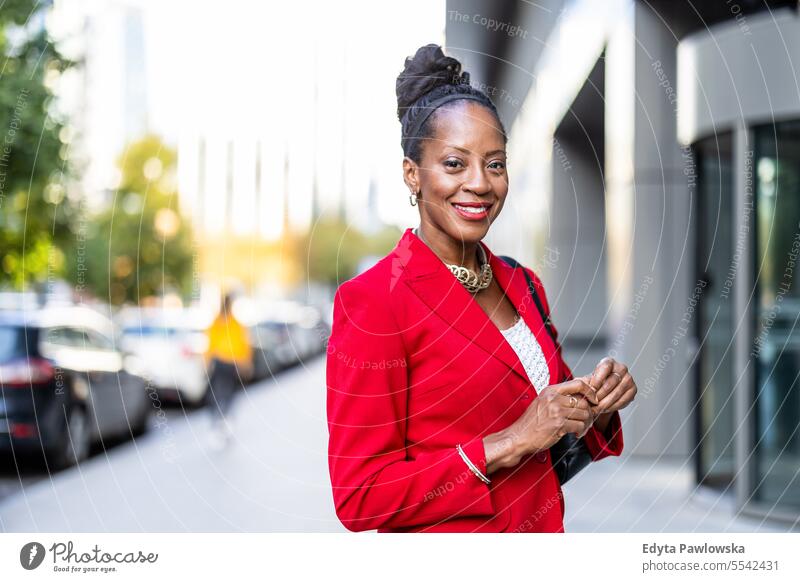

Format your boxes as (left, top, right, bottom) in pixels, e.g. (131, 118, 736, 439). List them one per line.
(497, 255, 556, 346)
(497, 255, 593, 486)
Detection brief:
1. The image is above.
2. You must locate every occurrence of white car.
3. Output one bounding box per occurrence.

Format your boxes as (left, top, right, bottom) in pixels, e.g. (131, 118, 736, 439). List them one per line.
(118, 308, 211, 407)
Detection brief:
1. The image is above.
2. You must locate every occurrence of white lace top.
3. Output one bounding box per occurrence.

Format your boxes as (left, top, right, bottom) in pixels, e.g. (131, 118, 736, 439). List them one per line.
(499, 315, 551, 391)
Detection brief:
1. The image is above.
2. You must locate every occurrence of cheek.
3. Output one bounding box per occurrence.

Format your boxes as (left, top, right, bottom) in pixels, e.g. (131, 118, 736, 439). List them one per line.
(492, 172, 510, 194)
(420, 172, 459, 205)
(424, 168, 459, 190)
(492, 182, 508, 211)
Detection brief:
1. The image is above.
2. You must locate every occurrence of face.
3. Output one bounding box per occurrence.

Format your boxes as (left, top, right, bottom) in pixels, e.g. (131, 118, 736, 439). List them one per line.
(403, 100, 508, 245)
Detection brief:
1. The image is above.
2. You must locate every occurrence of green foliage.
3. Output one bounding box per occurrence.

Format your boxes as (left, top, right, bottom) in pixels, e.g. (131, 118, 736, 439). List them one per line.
(81, 135, 196, 305)
(0, 1, 79, 288)
(302, 218, 401, 285)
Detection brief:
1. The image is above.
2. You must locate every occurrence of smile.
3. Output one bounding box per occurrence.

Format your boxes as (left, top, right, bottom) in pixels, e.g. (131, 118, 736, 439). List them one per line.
(451, 202, 492, 220)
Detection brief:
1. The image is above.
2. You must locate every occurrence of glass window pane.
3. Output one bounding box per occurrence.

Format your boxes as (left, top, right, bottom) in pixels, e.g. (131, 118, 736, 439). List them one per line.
(694, 133, 736, 488)
(753, 121, 800, 511)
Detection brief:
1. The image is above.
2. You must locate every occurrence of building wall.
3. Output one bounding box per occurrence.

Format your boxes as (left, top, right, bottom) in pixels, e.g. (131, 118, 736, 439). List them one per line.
(447, 0, 800, 518)
(678, 7, 800, 144)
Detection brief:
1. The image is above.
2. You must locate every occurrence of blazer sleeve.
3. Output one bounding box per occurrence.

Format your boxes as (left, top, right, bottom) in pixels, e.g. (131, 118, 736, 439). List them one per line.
(525, 267, 624, 461)
(326, 279, 497, 532)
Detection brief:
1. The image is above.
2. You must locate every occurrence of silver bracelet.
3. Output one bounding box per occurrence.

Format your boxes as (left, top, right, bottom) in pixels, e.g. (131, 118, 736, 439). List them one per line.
(456, 443, 491, 485)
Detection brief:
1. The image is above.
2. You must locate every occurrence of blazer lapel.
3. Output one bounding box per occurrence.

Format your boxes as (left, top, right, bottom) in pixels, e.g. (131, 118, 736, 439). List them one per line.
(487, 248, 561, 387)
(399, 228, 557, 387)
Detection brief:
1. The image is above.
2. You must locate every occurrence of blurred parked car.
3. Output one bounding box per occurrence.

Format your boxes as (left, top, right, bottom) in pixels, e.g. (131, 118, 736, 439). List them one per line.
(250, 320, 292, 380)
(118, 308, 211, 407)
(0, 305, 150, 469)
(248, 303, 328, 380)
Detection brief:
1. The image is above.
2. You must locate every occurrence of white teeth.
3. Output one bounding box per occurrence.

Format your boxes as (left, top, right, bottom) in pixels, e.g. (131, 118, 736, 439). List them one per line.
(454, 204, 487, 214)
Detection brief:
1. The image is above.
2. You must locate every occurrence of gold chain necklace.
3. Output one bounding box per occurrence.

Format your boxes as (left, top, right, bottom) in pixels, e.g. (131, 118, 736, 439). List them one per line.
(413, 227, 493, 294)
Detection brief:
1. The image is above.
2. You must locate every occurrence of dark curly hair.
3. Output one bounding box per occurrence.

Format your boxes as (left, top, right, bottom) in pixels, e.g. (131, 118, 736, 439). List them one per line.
(396, 44, 507, 163)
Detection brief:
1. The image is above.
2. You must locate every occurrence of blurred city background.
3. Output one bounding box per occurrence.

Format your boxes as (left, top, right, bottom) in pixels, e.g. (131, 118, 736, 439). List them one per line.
(1, 0, 799, 532)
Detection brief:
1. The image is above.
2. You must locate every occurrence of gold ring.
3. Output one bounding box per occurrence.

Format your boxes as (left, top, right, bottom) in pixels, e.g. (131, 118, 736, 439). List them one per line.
(569, 396, 578, 408)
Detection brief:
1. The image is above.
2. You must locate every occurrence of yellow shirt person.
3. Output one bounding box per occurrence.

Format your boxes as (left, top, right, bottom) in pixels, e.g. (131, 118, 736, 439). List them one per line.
(204, 295, 253, 377)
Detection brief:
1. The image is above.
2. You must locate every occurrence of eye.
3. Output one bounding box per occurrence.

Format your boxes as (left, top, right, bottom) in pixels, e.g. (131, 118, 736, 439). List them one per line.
(443, 158, 464, 169)
(488, 160, 506, 170)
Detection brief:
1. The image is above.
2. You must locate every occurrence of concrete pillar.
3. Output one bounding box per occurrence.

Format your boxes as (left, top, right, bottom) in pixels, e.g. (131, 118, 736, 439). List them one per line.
(605, 2, 693, 457)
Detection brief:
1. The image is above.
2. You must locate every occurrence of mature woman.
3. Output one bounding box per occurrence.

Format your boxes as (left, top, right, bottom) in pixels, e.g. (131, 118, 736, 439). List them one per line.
(326, 44, 637, 533)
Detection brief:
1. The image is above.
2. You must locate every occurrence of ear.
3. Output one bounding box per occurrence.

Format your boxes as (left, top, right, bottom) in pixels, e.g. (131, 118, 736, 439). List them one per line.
(402, 156, 420, 196)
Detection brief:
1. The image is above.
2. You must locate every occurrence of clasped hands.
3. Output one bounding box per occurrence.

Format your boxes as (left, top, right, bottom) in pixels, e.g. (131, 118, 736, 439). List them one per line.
(486, 357, 637, 473)
(577, 356, 637, 435)
(509, 357, 637, 452)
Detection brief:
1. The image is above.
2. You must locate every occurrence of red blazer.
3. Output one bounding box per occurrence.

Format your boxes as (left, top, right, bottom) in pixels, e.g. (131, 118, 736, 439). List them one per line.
(326, 227, 623, 532)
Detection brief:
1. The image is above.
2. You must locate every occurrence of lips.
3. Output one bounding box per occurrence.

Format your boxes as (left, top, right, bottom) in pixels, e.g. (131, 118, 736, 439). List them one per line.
(451, 201, 492, 221)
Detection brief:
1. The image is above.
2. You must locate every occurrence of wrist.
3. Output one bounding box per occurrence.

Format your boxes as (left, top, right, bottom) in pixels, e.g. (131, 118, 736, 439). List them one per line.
(483, 426, 527, 474)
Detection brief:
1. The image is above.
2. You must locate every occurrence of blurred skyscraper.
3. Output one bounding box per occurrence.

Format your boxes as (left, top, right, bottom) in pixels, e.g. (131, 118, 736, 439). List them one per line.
(51, 0, 150, 208)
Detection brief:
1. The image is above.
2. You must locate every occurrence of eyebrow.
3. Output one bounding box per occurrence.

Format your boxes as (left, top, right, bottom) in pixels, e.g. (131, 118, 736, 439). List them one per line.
(444, 145, 506, 157)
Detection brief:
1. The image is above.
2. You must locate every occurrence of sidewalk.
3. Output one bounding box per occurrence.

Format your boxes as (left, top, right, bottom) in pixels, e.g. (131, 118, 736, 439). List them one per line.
(0, 358, 345, 532)
(563, 455, 793, 532)
(1, 356, 793, 532)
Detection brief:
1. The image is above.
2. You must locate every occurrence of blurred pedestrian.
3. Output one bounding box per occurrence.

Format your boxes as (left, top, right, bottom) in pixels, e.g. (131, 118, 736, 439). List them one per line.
(204, 292, 253, 447)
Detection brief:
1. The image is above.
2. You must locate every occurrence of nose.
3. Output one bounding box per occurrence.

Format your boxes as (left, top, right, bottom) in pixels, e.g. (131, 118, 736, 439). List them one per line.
(462, 163, 491, 196)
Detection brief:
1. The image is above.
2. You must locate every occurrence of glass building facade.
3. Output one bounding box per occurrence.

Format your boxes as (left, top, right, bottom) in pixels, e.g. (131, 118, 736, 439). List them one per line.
(694, 122, 800, 518)
(694, 133, 735, 491)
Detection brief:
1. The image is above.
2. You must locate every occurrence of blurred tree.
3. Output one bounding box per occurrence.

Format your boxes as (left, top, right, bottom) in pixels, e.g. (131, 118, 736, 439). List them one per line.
(82, 135, 195, 305)
(301, 217, 401, 286)
(0, 0, 79, 289)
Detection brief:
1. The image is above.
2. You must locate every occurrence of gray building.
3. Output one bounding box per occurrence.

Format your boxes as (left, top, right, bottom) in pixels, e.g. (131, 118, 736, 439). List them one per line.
(446, 0, 799, 524)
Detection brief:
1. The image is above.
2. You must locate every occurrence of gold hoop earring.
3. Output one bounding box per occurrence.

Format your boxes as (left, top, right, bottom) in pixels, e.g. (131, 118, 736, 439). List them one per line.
(409, 191, 418, 206)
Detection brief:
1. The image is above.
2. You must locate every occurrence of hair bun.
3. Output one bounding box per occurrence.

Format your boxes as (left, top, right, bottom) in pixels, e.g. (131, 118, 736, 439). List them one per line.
(396, 44, 469, 121)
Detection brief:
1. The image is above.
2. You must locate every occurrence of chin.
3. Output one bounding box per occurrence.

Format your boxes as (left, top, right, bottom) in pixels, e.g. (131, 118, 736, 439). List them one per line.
(447, 219, 491, 244)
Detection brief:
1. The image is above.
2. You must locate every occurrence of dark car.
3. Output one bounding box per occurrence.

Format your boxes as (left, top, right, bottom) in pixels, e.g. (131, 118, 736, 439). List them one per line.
(249, 306, 329, 380)
(0, 306, 151, 469)
(249, 320, 292, 380)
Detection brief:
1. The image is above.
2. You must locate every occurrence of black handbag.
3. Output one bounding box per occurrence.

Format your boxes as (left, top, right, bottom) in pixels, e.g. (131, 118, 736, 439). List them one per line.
(498, 255, 593, 486)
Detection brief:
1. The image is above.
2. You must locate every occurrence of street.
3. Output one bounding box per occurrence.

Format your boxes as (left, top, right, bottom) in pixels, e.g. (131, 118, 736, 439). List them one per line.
(0, 356, 345, 532)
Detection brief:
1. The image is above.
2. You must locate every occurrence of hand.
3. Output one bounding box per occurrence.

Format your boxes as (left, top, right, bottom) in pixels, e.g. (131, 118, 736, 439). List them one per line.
(587, 357, 637, 416)
(508, 378, 599, 455)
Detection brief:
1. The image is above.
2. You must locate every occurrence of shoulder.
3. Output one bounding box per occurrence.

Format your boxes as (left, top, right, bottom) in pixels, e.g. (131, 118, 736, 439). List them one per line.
(335, 237, 414, 301)
(505, 258, 551, 312)
(332, 253, 404, 335)
(523, 265, 547, 294)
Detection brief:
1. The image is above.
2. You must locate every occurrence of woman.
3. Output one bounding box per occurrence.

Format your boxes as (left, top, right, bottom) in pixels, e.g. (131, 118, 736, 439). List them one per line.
(204, 293, 253, 446)
(326, 44, 637, 532)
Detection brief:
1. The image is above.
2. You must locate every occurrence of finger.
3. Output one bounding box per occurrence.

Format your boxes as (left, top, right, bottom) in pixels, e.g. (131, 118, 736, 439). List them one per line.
(564, 405, 592, 422)
(598, 362, 629, 400)
(556, 378, 599, 405)
(596, 371, 623, 401)
(575, 374, 598, 403)
(596, 386, 622, 413)
(596, 376, 633, 413)
(576, 373, 593, 386)
(590, 357, 615, 390)
(558, 393, 591, 410)
(614, 390, 635, 411)
(613, 381, 637, 410)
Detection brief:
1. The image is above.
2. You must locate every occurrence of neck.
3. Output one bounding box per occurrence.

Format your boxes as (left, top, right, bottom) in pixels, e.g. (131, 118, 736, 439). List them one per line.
(417, 224, 482, 272)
